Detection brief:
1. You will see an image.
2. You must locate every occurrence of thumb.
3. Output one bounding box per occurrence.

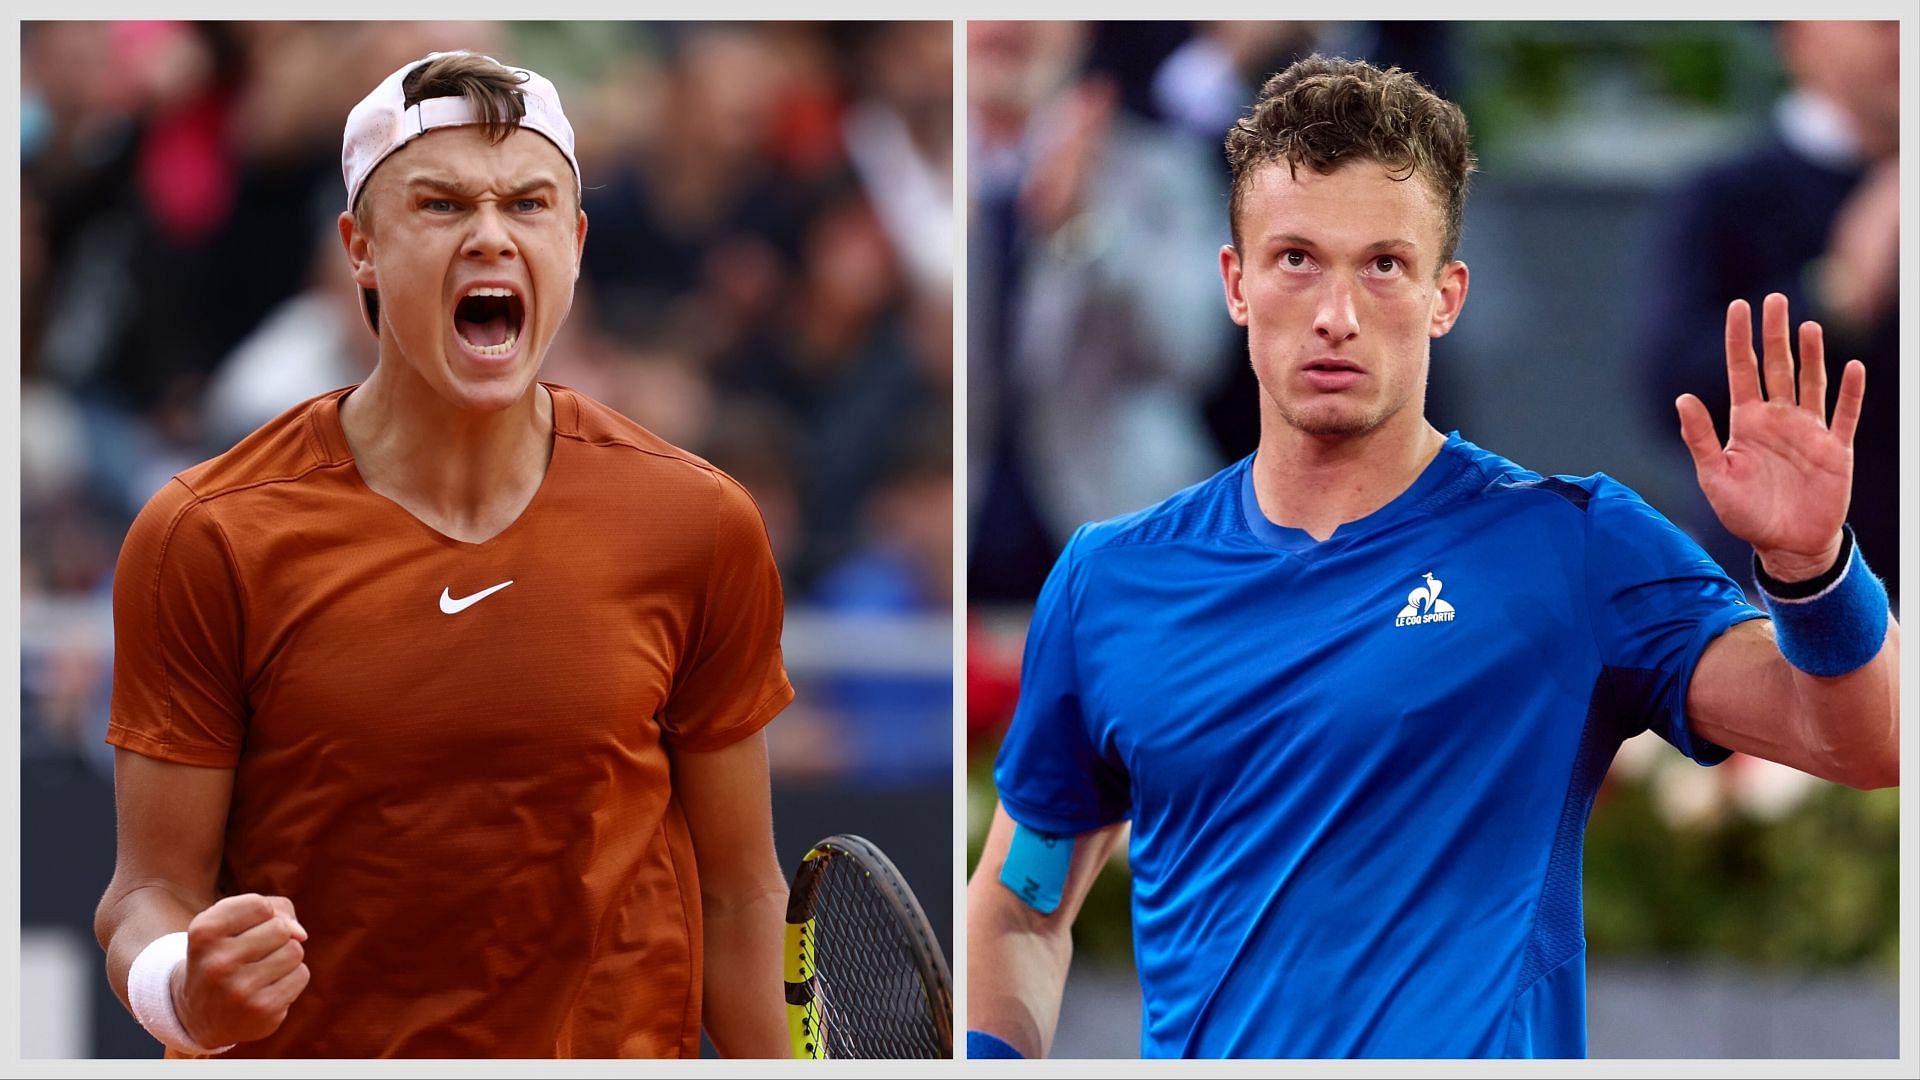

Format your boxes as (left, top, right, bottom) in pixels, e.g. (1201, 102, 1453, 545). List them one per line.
(1674, 395, 1723, 478)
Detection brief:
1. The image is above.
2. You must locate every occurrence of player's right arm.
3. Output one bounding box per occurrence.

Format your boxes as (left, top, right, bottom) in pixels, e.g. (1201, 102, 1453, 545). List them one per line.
(965, 803, 1126, 1059)
(95, 751, 310, 1050)
(99, 480, 311, 1053)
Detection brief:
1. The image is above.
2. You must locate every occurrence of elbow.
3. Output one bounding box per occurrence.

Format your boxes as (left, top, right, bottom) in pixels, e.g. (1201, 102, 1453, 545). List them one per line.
(93, 878, 130, 955)
(92, 894, 114, 956)
(968, 877, 1074, 959)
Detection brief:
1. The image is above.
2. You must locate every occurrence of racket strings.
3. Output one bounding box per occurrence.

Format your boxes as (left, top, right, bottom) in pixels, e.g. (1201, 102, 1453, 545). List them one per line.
(808, 859, 945, 1059)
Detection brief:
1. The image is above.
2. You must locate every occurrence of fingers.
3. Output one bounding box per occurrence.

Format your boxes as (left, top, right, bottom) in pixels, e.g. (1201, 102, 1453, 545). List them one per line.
(1724, 300, 1762, 406)
(1759, 292, 1794, 402)
(1797, 319, 1828, 422)
(192, 894, 306, 942)
(264, 896, 308, 941)
(1675, 394, 1723, 476)
(228, 912, 307, 963)
(250, 937, 307, 986)
(257, 961, 313, 1015)
(1831, 360, 1866, 448)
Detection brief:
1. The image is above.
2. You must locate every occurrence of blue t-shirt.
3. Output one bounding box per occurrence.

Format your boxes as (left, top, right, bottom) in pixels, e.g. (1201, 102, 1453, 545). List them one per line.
(993, 434, 1766, 1058)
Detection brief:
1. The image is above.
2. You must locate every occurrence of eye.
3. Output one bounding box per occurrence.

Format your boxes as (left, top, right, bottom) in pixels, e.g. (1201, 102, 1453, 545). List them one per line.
(1371, 255, 1402, 275)
(1280, 249, 1310, 269)
(423, 198, 458, 213)
(512, 197, 546, 213)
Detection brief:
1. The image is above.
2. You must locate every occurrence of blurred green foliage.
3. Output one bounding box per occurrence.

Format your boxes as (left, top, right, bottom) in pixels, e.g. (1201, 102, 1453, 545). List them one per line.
(1584, 775, 1899, 972)
(1452, 22, 1783, 173)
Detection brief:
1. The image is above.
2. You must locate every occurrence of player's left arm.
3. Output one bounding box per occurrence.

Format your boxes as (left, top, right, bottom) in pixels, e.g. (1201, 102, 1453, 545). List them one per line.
(673, 730, 790, 1057)
(1675, 292, 1899, 789)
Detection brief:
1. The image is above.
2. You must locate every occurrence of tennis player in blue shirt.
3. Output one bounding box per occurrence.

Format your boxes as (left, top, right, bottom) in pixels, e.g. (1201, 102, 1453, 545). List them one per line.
(966, 55, 1898, 1060)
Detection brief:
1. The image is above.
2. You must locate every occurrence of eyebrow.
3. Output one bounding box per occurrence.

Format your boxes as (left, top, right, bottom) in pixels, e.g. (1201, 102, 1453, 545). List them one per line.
(1268, 232, 1419, 254)
(403, 175, 561, 199)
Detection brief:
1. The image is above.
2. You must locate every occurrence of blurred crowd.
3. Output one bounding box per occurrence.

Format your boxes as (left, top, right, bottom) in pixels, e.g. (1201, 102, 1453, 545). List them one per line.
(20, 20, 954, 784)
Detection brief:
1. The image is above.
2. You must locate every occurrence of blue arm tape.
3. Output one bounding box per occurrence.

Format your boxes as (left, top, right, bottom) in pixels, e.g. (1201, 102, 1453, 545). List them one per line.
(1757, 528, 1890, 678)
(967, 1030, 1026, 1058)
(997, 824, 1072, 915)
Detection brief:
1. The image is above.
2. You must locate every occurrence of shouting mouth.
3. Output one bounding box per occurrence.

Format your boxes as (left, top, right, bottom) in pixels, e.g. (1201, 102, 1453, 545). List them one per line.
(454, 286, 525, 358)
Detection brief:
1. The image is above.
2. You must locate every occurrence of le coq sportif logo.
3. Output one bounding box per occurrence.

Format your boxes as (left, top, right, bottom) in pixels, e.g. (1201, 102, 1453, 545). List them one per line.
(1395, 571, 1456, 627)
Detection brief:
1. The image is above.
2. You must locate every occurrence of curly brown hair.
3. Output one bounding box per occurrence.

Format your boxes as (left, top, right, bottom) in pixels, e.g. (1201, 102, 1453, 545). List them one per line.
(1225, 55, 1476, 268)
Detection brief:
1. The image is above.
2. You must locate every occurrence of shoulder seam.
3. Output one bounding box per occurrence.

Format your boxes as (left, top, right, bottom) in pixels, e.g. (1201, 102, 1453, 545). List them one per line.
(147, 486, 202, 748)
(685, 466, 725, 695)
(144, 485, 249, 753)
(301, 398, 327, 464)
(556, 428, 720, 475)
(177, 458, 357, 504)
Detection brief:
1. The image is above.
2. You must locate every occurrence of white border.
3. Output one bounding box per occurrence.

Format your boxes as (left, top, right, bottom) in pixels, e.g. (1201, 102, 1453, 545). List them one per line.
(6, 6, 1917, 1079)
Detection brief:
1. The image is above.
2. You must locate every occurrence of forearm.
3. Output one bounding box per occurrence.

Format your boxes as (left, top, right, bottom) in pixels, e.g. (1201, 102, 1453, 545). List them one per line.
(1752, 531, 1900, 789)
(965, 884, 1074, 1058)
(1783, 617, 1900, 789)
(701, 883, 790, 1058)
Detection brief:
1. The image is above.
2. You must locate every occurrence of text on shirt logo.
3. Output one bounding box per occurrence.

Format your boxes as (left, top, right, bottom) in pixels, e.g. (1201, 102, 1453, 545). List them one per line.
(1395, 571, 1456, 627)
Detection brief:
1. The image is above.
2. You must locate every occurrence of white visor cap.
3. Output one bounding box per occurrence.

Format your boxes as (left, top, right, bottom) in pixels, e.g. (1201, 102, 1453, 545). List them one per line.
(340, 51, 580, 333)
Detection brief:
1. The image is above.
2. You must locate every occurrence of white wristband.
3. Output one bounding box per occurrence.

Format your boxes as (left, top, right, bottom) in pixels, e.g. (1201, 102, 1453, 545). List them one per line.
(128, 932, 234, 1056)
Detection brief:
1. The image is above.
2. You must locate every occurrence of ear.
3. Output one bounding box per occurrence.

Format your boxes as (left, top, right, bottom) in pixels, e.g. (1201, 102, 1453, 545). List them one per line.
(339, 210, 378, 291)
(1428, 259, 1469, 339)
(574, 209, 589, 279)
(1220, 244, 1250, 327)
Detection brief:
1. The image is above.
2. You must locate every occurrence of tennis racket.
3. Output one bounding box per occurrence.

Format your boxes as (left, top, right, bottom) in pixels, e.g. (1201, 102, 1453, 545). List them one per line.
(783, 833, 952, 1059)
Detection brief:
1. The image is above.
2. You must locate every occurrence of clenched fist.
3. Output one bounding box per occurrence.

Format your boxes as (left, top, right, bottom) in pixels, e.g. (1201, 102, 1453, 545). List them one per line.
(175, 894, 311, 1048)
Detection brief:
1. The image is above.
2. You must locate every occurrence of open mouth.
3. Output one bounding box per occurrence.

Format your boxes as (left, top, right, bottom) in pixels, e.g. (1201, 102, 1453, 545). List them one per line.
(453, 287, 525, 357)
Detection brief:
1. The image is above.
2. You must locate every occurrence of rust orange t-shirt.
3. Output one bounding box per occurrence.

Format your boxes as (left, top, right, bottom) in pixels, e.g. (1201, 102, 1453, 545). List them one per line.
(107, 384, 794, 1057)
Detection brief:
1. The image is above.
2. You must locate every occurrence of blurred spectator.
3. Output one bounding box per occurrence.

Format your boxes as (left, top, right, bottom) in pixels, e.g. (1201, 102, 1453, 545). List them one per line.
(1149, 22, 1318, 145)
(967, 21, 1231, 602)
(805, 425, 954, 785)
(199, 217, 376, 449)
(844, 21, 953, 297)
(1637, 20, 1900, 601)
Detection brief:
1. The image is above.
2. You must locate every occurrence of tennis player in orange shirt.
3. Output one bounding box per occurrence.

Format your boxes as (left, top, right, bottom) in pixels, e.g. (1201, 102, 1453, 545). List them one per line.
(94, 51, 794, 1058)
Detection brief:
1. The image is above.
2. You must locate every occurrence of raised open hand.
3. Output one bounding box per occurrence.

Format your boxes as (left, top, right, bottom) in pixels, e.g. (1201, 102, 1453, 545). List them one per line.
(1674, 292, 1865, 582)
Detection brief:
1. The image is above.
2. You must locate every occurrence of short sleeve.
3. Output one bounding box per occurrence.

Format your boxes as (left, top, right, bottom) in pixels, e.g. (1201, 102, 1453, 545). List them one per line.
(661, 471, 794, 750)
(1583, 477, 1768, 765)
(107, 480, 249, 768)
(993, 527, 1131, 834)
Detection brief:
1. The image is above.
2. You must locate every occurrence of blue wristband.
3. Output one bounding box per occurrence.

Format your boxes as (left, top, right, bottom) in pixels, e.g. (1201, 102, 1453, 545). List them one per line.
(967, 1030, 1026, 1058)
(1755, 527, 1889, 678)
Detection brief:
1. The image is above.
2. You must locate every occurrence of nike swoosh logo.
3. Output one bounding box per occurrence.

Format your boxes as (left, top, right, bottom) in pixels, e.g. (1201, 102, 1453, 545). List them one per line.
(440, 580, 514, 614)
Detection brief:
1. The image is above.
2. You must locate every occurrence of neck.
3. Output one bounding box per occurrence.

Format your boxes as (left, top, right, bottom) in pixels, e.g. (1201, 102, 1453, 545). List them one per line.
(1250, 408, 1445, 542)
(338, 360, 554, 543)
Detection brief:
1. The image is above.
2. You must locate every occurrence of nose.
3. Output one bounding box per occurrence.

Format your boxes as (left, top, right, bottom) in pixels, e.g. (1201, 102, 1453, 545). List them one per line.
(1314, 278, 1358, 343)
(463, 201, 518, 262)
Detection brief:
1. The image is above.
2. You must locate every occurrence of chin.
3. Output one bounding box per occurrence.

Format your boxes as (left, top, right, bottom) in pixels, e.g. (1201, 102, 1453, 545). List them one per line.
(437, 365, 540, 414)
(1278, 401, 1383, 439)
